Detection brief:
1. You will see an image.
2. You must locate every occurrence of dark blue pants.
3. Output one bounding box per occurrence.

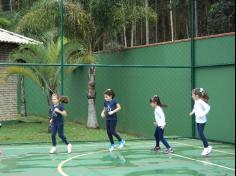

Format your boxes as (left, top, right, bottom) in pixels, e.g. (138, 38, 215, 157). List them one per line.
(106, 120, 122, 145)
(154, 126, 171, 149)
(197, 123, 209, 148)
(51, 123, 69, 146)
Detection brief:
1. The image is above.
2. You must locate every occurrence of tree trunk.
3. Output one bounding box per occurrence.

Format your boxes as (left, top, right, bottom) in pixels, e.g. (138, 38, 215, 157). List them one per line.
(155, 0, 158, 42)
(9, 0, 13, 13)
(145, 0, 149, 44)
(123, 25, 127, 48)
(131, 23, 135, 47)
(87, 67, 99, 129)
(170, 0, 174, 41)
(20, 76, 27, 116)
(194, 0, 198, 37)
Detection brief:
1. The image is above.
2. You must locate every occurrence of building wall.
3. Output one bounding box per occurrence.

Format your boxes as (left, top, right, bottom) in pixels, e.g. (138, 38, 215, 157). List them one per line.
(0, 42, 18, 121)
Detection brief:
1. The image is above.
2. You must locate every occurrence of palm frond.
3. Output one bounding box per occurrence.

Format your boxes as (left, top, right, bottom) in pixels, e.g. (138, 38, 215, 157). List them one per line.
(5, 67, 42, 88)
(9, 44, 46, 64)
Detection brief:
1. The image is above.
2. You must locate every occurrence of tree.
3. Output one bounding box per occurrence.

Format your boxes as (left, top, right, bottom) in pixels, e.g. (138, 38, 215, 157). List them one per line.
(15, 0, 103, 128)
(208, 0, 235, 34)
(5, 38, 88, 103)
(113, 0, 157, 47)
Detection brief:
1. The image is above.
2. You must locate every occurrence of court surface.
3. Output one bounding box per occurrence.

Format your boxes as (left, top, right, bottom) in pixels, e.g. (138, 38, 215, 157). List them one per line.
(0, 139, 235, 176)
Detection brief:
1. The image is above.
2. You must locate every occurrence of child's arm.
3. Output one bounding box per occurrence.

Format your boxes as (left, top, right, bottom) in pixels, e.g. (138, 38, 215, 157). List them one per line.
(155, 108, 166, 129)
(189, 110, 195, 116)
(108, 103, 121, 115)
(101, 108, 106, 118)
(55, 108, 67, 117)
(199, 100, 211, 117)
(189, 106, 195, 116)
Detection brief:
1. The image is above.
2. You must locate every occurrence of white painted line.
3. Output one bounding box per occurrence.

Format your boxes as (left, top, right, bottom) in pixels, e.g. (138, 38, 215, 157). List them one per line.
(173, 141, 235, 156)
(173, 153, 235, 171)
(57, 144, 235, 176)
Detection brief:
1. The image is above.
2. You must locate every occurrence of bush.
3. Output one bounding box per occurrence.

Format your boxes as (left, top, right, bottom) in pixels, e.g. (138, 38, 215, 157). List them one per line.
(0, 17, 11, 28)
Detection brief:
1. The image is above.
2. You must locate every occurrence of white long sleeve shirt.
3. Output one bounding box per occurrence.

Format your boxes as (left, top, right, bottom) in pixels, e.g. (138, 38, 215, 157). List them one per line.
(191, 99, 211, 124)
(154, 106, 166, 127)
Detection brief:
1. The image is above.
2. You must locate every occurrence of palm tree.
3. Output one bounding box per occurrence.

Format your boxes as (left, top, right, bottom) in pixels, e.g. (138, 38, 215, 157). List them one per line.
(15, 0, 100, 128)
(5, 38, 88, 104)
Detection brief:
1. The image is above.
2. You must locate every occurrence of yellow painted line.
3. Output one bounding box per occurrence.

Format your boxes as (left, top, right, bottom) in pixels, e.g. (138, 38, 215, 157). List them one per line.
(57, 144, 235, 176)
(57, 150, 107, 176)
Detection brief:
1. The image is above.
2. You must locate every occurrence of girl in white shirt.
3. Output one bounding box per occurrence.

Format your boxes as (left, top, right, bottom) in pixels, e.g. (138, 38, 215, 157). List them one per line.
(150, 95, 173, 154)
(190, 88, 212, 156)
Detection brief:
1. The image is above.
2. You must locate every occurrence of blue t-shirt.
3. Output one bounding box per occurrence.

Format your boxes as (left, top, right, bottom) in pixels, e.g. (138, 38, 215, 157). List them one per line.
(50, 104, 65, 125)
(104, 99, 118, 120)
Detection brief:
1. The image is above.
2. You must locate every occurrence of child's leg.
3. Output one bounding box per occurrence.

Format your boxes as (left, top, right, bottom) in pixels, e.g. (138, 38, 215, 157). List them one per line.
(197, 123, 209, 148)
(154, 127, 160, 148)
(51, 124, 58, 146)
(58, 124, 69, 145)
(106, 120, 115, 145)
(158, 127, 171, 149)
(110, 120, 122, 142)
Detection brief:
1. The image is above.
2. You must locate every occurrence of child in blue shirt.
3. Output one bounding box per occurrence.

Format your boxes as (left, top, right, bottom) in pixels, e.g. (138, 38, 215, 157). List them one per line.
(101, 89, 125, 152)
(49, 94, 72, 154)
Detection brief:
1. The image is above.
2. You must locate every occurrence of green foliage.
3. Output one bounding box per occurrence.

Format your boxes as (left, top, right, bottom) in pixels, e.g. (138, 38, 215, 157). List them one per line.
(208, 0, 235, 34)
(16, 0, 86, 39)
(5, 38, 90, 97)
(0, 17, 12, 28)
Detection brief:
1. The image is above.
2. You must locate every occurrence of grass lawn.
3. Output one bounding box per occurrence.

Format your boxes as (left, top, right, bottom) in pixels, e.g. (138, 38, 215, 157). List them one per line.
(0, 116, 138, 144)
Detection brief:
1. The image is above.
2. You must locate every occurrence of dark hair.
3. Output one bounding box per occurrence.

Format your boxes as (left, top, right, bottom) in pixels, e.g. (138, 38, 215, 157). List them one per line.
(192, 88, 209, 103)
(52, 93, 70, 104)
(149, 95, 167, 108)
(104, 89, 115, 99)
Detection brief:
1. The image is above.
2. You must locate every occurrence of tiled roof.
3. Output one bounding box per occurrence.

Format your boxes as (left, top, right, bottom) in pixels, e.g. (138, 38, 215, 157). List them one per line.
(0, 28, 40, 44)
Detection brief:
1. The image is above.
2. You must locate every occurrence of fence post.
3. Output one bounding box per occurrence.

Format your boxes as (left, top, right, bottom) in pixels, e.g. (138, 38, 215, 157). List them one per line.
(190, 0, 196, 138)
(60, 0, 64, 95)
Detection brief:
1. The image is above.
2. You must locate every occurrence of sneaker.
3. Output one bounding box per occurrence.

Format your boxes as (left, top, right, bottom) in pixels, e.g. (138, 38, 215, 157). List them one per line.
(207, 146, 213, 155)
(50, 147, 57, 154)
(67, 144, 72, 154)
(201, 148, 209, 156)
(164, 148, 174, 154)
(118, 140, 126, 149)
(153, 147, 161, 152)
(109, 144, 115, 152)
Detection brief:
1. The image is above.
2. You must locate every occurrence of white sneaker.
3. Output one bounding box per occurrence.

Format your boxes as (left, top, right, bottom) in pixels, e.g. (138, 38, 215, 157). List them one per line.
(118, 140, 126, 149)
(67, 144, 72, 154)
(201, 148, 209, 156)
(109, 145, 115, 152)
(207, 146, 213, 155)
(50, 147, 57, 154)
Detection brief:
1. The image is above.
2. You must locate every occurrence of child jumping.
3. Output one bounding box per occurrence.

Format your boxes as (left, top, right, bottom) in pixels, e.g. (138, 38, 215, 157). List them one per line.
(150, 95, 173, 154)
(101, 89, 125, 152)
(49, 94, 72, 154)
(190, 88, 212, 156)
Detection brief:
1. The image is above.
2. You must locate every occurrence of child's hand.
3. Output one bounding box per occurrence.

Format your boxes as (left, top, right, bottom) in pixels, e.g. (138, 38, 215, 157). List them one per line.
(160, 126, 165, 129)
(189, 112, 193, 116)
(101, 112, 105, 118)
(49, 119, 53, 124)
(108, 111, 115, 116)
(54, 108, 60, 113)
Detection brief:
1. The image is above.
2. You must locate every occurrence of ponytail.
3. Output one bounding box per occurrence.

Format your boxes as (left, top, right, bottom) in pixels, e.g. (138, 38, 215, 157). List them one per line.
(193, 88, 209, 103)
(52, 93, 70, 104)
(150, 95, 168, 108)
